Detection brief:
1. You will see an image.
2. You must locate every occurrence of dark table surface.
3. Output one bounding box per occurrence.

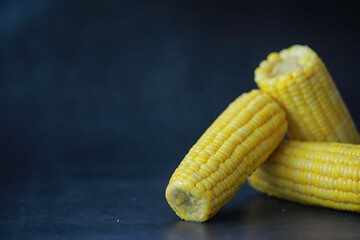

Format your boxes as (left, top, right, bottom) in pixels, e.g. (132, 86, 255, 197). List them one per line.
(2, 1, 360, 239)
(1, 165, 360, 240)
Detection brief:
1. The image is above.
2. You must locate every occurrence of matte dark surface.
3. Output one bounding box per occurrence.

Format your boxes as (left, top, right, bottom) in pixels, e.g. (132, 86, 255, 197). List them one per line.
(2, 173, 360, 240)
(1, 1, 360, 239)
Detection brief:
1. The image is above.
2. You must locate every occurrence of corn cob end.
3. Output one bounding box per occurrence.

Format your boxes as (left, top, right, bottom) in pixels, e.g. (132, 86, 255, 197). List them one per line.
(166, 181, 212, 222)
(254, 45, 316, 89)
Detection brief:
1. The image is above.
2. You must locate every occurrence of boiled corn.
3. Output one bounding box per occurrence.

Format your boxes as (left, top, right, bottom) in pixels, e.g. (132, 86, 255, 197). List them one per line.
(250, 140, 360, 212)
(165, 90, 287, 222)
(254, 45, 360, 143)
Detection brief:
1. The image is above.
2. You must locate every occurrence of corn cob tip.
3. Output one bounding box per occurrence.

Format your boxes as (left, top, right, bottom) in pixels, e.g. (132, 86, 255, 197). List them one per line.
(165, 181, 212, 222)
(255, 45, 316, 86)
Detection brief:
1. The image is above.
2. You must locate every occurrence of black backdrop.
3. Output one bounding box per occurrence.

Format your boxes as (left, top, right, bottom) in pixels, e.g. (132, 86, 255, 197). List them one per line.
(1, 0, 360, 185)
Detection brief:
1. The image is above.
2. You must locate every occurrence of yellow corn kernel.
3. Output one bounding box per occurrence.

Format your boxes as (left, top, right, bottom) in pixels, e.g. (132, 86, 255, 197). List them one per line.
(254, 45, 360, 143)
(165, 90, 287, 222)
(249, 140, 360, 212)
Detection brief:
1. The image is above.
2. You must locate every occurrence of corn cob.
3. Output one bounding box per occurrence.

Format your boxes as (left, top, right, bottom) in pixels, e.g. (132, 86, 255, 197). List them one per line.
(249, 140, 360, 212)
(165, 90, 287, 222)
(254, 45, 360, 143)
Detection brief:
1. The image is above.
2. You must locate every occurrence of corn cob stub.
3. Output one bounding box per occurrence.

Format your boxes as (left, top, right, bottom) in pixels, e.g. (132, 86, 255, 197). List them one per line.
(250, 140, 360, 212)
(254, 45, 360, 143)
(165, 90, 288, 222)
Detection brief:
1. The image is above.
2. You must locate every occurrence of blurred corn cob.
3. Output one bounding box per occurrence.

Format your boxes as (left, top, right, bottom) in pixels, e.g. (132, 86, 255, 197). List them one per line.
(254, 45, 360, 143)
(250, 140, 360, 212)
(165, 90, 287, 222)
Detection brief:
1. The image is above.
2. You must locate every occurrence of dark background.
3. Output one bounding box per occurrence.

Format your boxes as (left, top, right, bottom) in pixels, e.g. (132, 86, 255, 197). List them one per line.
(1, 1, 360, 239)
